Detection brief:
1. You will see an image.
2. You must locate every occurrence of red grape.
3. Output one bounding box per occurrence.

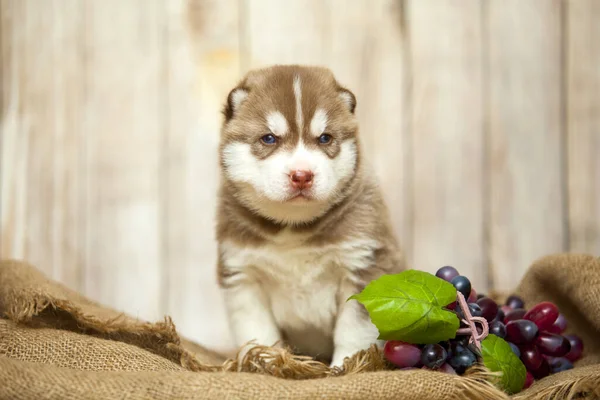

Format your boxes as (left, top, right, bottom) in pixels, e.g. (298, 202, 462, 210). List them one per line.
(564, 334, 584, 362)
(506, 320, 539, 344)
(439, 363, 457, 375)
(492, 308, 506, 323)
(504, 308, 527, 324)
(531, 357, 551, 380)
(524, 301, 559, 331)
(501, 305, 513, 315)
(435, 266, 459, 282)
(420, 344, 448, 369)
(445, 301, 457, 310)
(523, 371, 534, 389)
(520, 344, 543, 370)
(384, 341, 422, 368)
(535, 332, 571, 357)
(505, 295, 525, 309)
(467, 288, 477, 303)
(546, 313, 568, 334)
(476, 297, 499, 322)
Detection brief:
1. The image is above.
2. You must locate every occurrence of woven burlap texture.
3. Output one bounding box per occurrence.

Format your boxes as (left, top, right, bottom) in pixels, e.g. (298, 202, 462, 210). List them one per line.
(0, 254, 599, 400)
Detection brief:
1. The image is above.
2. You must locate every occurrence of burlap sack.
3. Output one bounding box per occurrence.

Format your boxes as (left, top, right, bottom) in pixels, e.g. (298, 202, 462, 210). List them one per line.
(0, 254, 599, 399)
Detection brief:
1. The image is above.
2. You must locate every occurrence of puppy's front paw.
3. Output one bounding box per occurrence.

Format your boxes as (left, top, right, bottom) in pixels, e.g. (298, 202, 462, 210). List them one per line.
(329, 347, 356, 369)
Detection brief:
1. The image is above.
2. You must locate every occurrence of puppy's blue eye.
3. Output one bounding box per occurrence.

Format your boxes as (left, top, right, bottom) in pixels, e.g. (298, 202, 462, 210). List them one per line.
(318, 134, 332, 144)
(260, 134, 277, 144)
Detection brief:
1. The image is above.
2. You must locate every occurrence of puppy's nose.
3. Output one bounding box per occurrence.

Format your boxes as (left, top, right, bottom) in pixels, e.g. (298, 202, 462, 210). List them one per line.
(290, 170, 314, 190)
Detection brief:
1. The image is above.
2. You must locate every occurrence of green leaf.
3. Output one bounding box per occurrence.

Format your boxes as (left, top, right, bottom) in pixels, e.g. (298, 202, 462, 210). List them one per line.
(348, 269, 460, 344)
(481, 334, 527, 395)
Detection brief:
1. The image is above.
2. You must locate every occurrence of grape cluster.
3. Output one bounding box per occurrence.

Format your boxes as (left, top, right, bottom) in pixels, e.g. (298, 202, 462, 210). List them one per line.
(383, 265, 585, 389)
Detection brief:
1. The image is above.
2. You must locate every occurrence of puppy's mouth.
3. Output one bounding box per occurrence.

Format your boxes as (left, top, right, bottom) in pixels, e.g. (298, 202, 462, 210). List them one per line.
(286, 190, 314, 202)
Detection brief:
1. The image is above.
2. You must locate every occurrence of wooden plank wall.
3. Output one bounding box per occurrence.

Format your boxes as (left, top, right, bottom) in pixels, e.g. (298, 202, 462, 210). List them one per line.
(1, 0, 598, 353)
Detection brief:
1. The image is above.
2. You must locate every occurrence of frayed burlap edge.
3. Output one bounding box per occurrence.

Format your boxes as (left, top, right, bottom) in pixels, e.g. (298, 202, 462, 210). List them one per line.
(512, 365, 600, 400)
(2, 290, 220, 372)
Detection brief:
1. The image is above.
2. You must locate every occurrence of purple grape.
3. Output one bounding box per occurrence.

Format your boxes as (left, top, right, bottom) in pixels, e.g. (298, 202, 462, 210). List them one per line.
(536, 332, 571, 357)
(520, 344, 543, 370)
(457, 303, 482, 321)
(564, 334, 584, 362)
(449, 349, 477, 374)
(524, 301, 559, 331)
(506, 320, 539, 344)
(476, 297, 499, 322)
(504, 308, 527, 324)
(489, 320, 507, 339)
(549, 357, 574, 373)
(547, 313, 568, 334)
(420, 344, 447, 369)
(505, 295, 525, 309)
(435, 266, 459, 282)
(451, 276, 472, 299)
(508, 342, 521, 357)
(384, 341, 422, 368)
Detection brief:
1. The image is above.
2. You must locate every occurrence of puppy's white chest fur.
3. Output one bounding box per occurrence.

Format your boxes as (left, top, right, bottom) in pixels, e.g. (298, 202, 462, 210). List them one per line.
(221, 230, 377, 358)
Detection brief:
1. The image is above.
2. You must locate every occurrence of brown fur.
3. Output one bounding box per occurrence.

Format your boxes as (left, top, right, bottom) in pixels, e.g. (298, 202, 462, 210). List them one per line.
(215, 64, 406, 362)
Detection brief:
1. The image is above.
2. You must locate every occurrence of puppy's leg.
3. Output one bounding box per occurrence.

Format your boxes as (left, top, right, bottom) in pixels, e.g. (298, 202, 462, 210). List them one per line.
(330, 282, 382, 368)
(222, 281, 282, 353)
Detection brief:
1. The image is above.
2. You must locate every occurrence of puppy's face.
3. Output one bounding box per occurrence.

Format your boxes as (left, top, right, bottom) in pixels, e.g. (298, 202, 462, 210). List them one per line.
(219, 65, 360, 224)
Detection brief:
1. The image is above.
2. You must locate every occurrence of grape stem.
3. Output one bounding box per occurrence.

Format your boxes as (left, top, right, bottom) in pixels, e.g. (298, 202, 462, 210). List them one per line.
(455, 291, 489, 353)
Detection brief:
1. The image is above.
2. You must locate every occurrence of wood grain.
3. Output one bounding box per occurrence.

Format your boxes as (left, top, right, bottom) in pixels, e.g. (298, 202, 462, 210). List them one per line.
(566, 0, 600, 255)
(81, 0, 164, 322)
(162, 0, 240, 354)
(243, 0, 328, 69)
(0, 0, 84, 290)
(407, 0, 486, 290)
(488, 0, 566, 291)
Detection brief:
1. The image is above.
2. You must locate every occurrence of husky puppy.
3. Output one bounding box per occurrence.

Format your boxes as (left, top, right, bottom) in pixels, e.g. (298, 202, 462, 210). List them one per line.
(216, 65, 405, 367)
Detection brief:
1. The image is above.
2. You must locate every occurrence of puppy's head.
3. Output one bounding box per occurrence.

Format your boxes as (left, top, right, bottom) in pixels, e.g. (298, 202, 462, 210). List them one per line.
(219, 65, 360, 225)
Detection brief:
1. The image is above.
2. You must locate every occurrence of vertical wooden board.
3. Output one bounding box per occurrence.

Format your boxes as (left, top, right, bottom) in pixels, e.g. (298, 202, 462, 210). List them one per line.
(162, 0, 240, 354)
(243, 0, 329, 69)
(0, 0, 27, 261)
(0, 0, 84, 291)
(82, 0, 164, 321)
(328, 0, 412, 266)
(488, 0, 565, 291)
(567, 0, 600, 255)
(407, 1, 486, 289)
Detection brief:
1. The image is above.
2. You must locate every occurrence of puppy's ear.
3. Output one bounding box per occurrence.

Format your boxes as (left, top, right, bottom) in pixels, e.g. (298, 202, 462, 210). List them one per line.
(222, 86, 249, 122)
(337, 87, 356, 114)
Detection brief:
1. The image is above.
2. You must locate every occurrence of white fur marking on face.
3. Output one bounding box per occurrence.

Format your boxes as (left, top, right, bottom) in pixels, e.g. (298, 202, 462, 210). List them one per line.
(310, 108, 328, 137)
(230, 88, 248, 112)
(266, 111, 289, 136)
(222, 138, 358, 223)
(293, 76, 303, 133)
